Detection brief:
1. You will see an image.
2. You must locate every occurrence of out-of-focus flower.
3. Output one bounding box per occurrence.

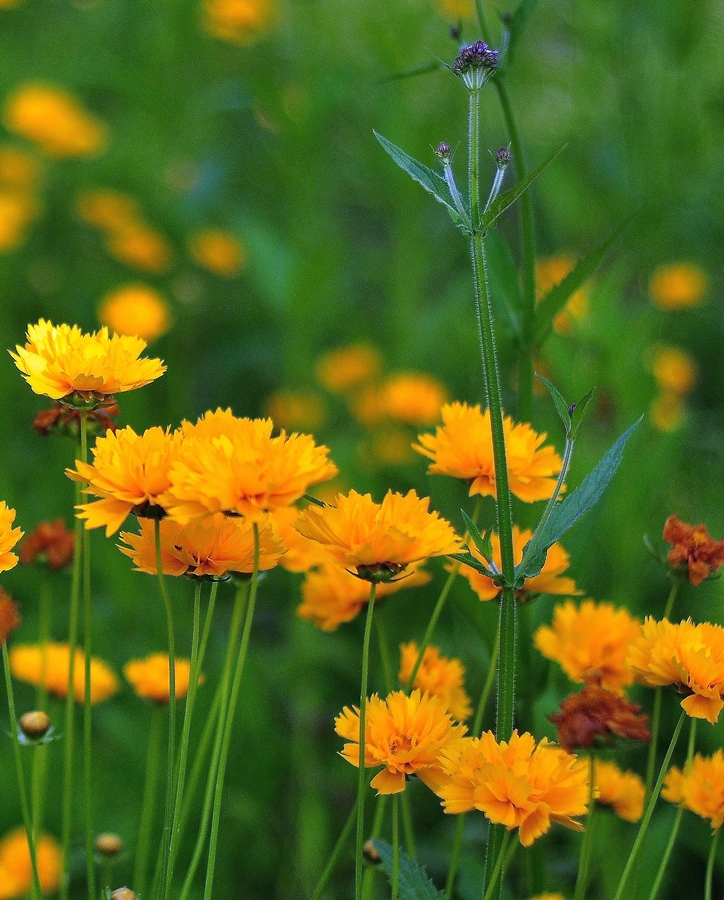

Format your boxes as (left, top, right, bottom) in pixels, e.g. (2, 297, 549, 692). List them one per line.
(11, 319, 166, 404)
(650, 346, 697, 396)
(315, 343, 381, 394)
(119, 514, 285, 578)
(0, 191, 38, 253)
(399, 643, 472, 721)
(189, 228, 244, 276)
(19, 519, 74, 570)
(0, 589, 20, 645)
(650, 263, 707, 310)
(593, 760, 645, 822)
(0, 146, 39, 191)
(663, 514, 724, 587)
(296, 489, 462, 582)
(627, 618, 724, 724)
(76, 189, 139, 231)
(548, 682, 650, 752)
(201, 0, 276, 44)
(0, 503, 22, 573)
(297, 563, 430, 631)
(10, 642, 119, 703)
(98, 284, 171, 342)
(663, 750, 724, 829)
(374, 373, 448, 427)
(649, 392, 687, 432)
(459, 526, 578, 602)
(536, 255, 590, 334)
(264, 389, 324, 432)
(436, 731, 588, 846)
(414, 402, 563, 503)
(435, 0, 475, 20)
(268, 506, 334, 573)
(3, 83, 106, 158)
(0, 828, 61, 899)
(335, 689, 467, 794)
(124, 653, 200, 702)
(105, 225, 173, 274)
(534, 600, 641, 694)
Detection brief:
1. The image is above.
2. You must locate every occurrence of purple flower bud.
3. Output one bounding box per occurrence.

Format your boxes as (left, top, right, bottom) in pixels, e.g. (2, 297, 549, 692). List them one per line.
(436, 142, 452, 160)
(495, 147, 512, 169)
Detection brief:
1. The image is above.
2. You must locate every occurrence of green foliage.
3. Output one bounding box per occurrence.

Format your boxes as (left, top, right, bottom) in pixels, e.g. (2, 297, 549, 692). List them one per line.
(371, 839, 445, 900)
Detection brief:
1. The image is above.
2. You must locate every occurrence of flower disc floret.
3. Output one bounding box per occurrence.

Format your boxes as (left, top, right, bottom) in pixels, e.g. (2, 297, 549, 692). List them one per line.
(0, 503, 23, 573)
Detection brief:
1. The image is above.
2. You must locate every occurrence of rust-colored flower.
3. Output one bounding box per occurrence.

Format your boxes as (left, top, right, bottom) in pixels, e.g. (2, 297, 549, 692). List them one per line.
(548, 682, 650, 752)
(19, 519, 74, 570)
(0, 503, 22, 573)
(0, 589, 20, 645)
(189, 228, 245, 276)
(663, 515, 724, 586)
(649, 262, 707, 311)
(0, 827, 61, 899)
(124, 653, 200, 702)
(9, 643, 119, 703)
(32, 400, 119, 439)
(335, 689, 467, 794)
(594, 760, 645, 822)
(398, 643, 472, 721)
(663, 750, 724, 829)
(98, 283, 171, 342)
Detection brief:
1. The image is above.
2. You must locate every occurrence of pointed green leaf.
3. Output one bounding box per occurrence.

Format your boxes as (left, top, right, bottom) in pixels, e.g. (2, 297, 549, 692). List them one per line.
(376, 60, 446, 85)
(449, 551, 498, 580)
(371, 840, 445, 900)
(461, 509, 493, 561)
(536, 374, 572, 431)
(570, 388, 595, 439)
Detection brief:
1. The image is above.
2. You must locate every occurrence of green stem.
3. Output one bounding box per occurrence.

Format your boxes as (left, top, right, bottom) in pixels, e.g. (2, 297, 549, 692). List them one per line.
(445, 816, 466, 900)
(355, 584, 377, 900)
(392, 793, 400, 900)
(662, 581, 680, 620)
(400, 790, 416, 861)
(573, 754, 596, 900)
(310, 800, 357, 900)
(361, 796, 388, 900)
(481, 828, 510, 900)
(133, 704, 164, 898)
(705, 827, 720, 900)
(644, 688, 663, 800)
(374, 615, 394, 694)
(31, 579, 52, 841)
(474, 627, 499, 737)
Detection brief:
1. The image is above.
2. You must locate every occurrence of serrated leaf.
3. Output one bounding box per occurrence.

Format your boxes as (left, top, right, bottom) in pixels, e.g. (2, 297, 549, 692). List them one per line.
(461, 509, 493, 561)
(449, 551, 498, 580)
(536, 374, 572, 431)
(371, 839, 445, 900)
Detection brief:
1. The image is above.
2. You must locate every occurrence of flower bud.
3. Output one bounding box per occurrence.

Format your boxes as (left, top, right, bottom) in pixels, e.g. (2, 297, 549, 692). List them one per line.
(495, 147, 512, 170)
(110, 889, 137, 900)
(452, 41, 499, 90)
(362, 839, 381, 864)
(18, 710, 51, 740)
(95, 833, 123, 858)
(435, 142, 452, 163)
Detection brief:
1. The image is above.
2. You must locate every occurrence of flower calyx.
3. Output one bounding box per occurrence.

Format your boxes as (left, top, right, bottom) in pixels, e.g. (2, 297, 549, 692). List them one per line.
(452, 41, 499, 91)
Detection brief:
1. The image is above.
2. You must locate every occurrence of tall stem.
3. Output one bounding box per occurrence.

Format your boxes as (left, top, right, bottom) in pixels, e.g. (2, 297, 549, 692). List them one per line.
(355, 583, 377, 900)
(573, 755, 596, 900)
(133, 704, 164, 898)
(705, 827, 721, 900)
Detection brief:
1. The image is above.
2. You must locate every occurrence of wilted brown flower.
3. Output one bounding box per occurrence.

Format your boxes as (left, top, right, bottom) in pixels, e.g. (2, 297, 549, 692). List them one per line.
(548, 682, 651, 752)
(19, 519, 74, 570)
(0, 588, 21, 644)
(32, 400, 119, 438)
(663, 515, 724, 586)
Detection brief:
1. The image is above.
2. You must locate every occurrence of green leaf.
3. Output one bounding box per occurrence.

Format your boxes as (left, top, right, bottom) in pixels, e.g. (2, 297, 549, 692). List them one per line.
(485, 228, 524, 341)
(536, 374, 572, 431)
(505, 0, 540, 67)
(570, 388, 595, 439)
(461, 509, 493, 562)
(515, 417, 642, 583)
(376, 60, 446, 85)
(371, 839, 445, 900)
(449, 551, 498, 580)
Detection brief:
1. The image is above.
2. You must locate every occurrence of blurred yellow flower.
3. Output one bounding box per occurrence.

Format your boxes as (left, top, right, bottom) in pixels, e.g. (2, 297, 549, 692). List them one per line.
(335, 689, 467, 794)
(649, 392, 686, 432)
(435, 0, 475, 20)
(9, 643, 119, 703)
(0, 146, 40, 191)
(202, 0, 276, 44)
(264, 389, 324, 432)
(663, 750, 724, 829)
(0, 828, 61, 900)
(376, 373, 448, 427)
(414, 402, 564, 503)
(0, 502, 22, 573)
(367, 428, 417, 466)
(650, 262, 707, 310)
(124, 653, 199, 702)
(3, 83, 106, 158)
(650, 346, 697, 396)
(593, 760, 645, 822)
(105, 224, 173, 274)
(11, 319, 166, 403)
(399, 643, 472, 721)
(534, 599, 641, 694)
(536, 255, 590, 334)
(0, 191, 38, 253)
(98, 283, 171, 342)
(189, 228, 245, 276)
(315, 343, 381, 393)
(76, 189, 139, 231)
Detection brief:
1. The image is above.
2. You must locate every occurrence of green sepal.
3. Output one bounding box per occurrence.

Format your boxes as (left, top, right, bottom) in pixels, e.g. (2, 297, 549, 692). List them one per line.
(461, 509, 494, 561)
(370, 839, 445, 900)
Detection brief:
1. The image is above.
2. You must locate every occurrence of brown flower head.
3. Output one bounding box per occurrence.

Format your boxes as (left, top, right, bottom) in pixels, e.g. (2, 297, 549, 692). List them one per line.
(19, 519, 74, 570)
(548, 682, 651, 752)
(32, 400, 119, 438)
(663, 515, 724, 586)
(0, 589, 21, 645)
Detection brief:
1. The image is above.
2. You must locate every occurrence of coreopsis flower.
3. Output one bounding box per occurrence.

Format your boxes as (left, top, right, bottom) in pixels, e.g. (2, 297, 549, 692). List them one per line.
(105, 224, 172, 274)
(3, 83, 106, 158)
(414, 403, 563, 504)
(459, 526, 578, 602)
(119, 514, 285, 578)
(67, 425, 183, 536)
(76, 189, 139, 231)
(268, 507, 334, 573)
(398, 643, 472, 721)
(297, 563, 430, 631)
(202, 0, 276, 44)
(335, 689, 467, 794)
(534, 600, 642, 694)
(649, 346, 697, 396)
(627, 618, 724, 724)
(593, 760, 645, 822)
(663, 515, 724, 586)
(189, 228, 245, 276)
(649, 262, 707, 310)
(0, 503, 22, 573)
(98, 284, 171, 342)
(536, 255, 590, 335)
(0, 589, 20, 645)
(264, 390, 324, 433)
(649, 392, 687, 432)
(0, 146, 40, 191)
(663, 750, 724, 829)
(436, 0, 475, 20)
(161, 409, 338, 523)
(548, 682, 650, 752)
(315, 343, 381, 394)
(0, 828, 61, 898)
(19, 519, 74, 570)
(11, 319, 166, 404)
(0, 191, 37, 253)
(376, 373, 448, 427)
(296, 489, 463, 582)
(124, 653, 199, 702)
(436, 731, 589, 846)
(9, 643, 119, 703)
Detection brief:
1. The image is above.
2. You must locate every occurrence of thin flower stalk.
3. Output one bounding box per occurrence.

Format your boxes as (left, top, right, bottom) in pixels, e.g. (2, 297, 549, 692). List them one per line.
(355, 583, 377, 900)
(392, 793, 400, 900)
(573, 755, 596, 900)
(481, 829, 510, 900)
(133, 704, 164, 898)
(31, 579, 52, 839)
(81, 412, 96, 900)
(705, 827, 721, 900)
(362, 795, 388, 900)
(310, 800, 357, 900)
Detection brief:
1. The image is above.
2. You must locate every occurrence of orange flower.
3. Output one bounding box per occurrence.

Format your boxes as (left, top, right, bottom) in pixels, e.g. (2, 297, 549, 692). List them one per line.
(201, 0, 276, 43)
(649, 346, 697, 396)
(375, 373, 449, 427)
(649, 262, 707, 310)
(105, 224, 173, 274)
(19, 519, 74, 570)
(76, 189, 139, 231)
(0, 191, 38, 253)
(649, 392, 687, 432)
(459, 526, 578, 601)
(0, 502, 22, 573)
(548, 682, 650, 751)
(124, 653, 199, 702)
(436, 730, 589, 846)
(11, 319, 166, 403)
(534, 600, 642, 694)
(663, 514, 724, 586)
(335, 689, 467, 794)
(264, 390, 325, 433)
(399, 643, 472, 721)
(0, 828, 61, 899)
(315, 343, 381, 394)
(119, 514, 285, 578)
(296, 489, 463, 581)
(594, 760, 645, 822)
(0, 589, 20, 645)
(663, 750, 724, 829)
(189, 228, 245, 276)
(535, 255, 590, 334)
(98, 284, 171, 342)
(9, 643, 119, 703)
(435, 0, 475, 21)
(414, 402, 563, 504)
(268, 506, 335, 573)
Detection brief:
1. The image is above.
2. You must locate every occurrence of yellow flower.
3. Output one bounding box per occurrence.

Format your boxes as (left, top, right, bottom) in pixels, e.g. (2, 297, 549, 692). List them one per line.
(335, 689, 467, 794)
(0, 503, 22, 573)
(98, 284, 171, 342)
(0, 828, 61, 900)
(297, 562, 430, 631)
(536, 255, 590, 334)
(663, 750, 724, 829)
(376, 373, 449, 427)
(161, 409, 338, 524)
(189, 228, 245, 276)
(124, 653, 199, 702)
(649, 346, 697, 396)
(414, 402, 563, 503)
(459, 525, 578, 601)
(627, 618, 724, 724)
(9, 643, 119, 703)
(0, 191, 38, 253)
(435, 0, 475, 21)
(649, 392, 687, 431)
(650, 262, 707, 310)
(202, 0, 276, 44)
(67, 425, 183, 536)
(593, 760, 645, 822)
(105, 224, 173, 274)
(315, 343, 381, 393)
(0, 146, 40, 191)
(399, 643, 472, 721)
(3, 83, 106, 158)
(268, 506, 334, 573)
(76, 189, 139, 231)
(534, 600, 642, 694)
(295, 489, 463, 581)
(436, 731, 589, 846)
(11, 319, 166, 403)
(264, 389, 325, 432)
(119, 514, 285, 578)
(366, 428, 417, 467)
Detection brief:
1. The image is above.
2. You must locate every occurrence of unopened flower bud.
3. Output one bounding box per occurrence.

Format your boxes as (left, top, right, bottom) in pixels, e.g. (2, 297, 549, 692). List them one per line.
(450, 24, 461, 41)
(363, 839, 381, 864)
(110, 889, 136, 900)
(95, 833, 123, 857)
(495, 147, 512, 170)
(19, 710, 51, 740)
(435, 142, 452, 162)
(452, 41, 499, 90)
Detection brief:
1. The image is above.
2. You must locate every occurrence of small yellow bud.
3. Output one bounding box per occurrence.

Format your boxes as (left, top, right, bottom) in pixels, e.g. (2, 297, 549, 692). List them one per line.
(95, 833, 123, 857)
(18, 710, 51, 739)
